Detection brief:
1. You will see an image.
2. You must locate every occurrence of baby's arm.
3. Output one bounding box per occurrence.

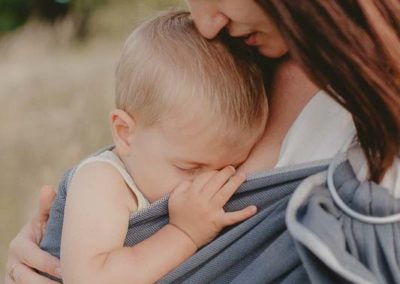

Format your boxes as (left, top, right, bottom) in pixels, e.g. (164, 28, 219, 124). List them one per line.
(61, 163, 255, 284)
(61, 162, 197, 284)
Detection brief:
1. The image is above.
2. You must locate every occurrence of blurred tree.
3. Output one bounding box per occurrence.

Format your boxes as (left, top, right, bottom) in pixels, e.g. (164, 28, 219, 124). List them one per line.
(0, 0, 104, 39)
(0, 0, 30, 33)
(32, 0, 70, 22)
(72, 0, 103, 40)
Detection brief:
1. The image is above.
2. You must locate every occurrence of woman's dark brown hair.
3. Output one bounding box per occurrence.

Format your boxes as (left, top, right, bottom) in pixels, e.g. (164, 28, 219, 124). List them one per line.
(256, 0, 400, 182)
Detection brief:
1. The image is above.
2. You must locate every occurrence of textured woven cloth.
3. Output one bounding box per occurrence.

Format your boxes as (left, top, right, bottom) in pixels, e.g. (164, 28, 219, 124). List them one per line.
(287, 155, 400, 284)
(125, 160, 329, 284)
(40, 147, 400, 283)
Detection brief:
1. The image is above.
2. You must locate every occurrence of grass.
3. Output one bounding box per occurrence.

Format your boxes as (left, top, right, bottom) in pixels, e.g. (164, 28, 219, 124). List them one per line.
(0, 0, 185, 279)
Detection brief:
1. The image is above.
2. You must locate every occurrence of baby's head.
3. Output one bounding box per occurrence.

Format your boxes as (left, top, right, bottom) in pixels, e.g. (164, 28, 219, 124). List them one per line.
(111, 11, 268, 202)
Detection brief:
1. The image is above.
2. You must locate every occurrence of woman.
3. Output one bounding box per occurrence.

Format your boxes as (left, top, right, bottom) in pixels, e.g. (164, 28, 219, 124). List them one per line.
(5, 0, 399, 283)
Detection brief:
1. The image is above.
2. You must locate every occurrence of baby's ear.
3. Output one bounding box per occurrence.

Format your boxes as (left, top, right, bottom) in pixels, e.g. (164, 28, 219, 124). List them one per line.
(110, 109, 136, 156)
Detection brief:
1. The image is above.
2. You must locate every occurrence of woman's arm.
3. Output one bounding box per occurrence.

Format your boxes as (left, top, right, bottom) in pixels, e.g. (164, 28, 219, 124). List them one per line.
(61, 163, 254, 284)
(5, 186, 62, 284)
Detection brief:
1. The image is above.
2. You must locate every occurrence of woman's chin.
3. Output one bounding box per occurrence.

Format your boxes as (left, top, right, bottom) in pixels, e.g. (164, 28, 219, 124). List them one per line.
(258, 45, 289, 59)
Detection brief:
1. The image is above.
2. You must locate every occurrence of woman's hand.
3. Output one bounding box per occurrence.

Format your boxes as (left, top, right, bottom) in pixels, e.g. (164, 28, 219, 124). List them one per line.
(168, 166, 257, 248)
(5, 186, 62, 284)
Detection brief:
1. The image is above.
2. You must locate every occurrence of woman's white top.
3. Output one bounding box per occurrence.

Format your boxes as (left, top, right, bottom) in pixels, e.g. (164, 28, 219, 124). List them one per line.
(75, 150, 151, 210)
(276, 90, 400, 196)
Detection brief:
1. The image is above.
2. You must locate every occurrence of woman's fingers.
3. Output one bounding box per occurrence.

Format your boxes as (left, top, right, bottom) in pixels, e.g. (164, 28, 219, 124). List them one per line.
(212, 171, 246, 207)
(201, 166, 236, 198)
(10, 263, 59, 284)
(5, 185, 60, 284)
(37, 185, 56, 224)
(13, 237, 61, 279)
(221, 206, 257, 227)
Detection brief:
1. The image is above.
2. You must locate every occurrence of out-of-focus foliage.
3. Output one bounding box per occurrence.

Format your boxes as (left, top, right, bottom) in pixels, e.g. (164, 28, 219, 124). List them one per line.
(0, 0, 185, 280)
(33, 0, 70, 22)
(0, 0, 31, 32)
(0, 0, 105, 38)
(71, 0, 104, 39)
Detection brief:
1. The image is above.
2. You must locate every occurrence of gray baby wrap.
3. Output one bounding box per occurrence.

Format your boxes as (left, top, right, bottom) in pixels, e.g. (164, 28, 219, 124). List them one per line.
(40, 147, 400, 283)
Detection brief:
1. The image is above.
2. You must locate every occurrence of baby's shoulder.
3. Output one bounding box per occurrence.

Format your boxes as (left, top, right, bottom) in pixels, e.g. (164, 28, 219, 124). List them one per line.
(69, 160, 138, 212)
(73, 159, 123, 182)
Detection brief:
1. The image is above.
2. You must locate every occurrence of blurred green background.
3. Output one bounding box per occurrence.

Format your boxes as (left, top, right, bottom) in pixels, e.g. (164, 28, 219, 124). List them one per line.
(0, 0, 185, 279)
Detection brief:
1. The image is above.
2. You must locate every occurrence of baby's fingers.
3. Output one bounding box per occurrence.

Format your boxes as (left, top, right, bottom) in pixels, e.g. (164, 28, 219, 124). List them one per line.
(201, 166, 235, 199)
(169, 180, 192, 201)
(212, 172, 246, 207)
(221, 206, 257, 227)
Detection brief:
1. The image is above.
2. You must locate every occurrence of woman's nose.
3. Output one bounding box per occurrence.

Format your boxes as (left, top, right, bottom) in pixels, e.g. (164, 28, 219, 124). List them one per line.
(189, 5, 229, 39)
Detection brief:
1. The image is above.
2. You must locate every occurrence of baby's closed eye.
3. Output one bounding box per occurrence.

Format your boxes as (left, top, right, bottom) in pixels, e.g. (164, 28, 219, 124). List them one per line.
(174, 165, 200, 175)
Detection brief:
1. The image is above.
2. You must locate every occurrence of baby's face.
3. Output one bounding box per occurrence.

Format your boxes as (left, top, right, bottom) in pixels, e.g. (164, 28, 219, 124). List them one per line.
(124, 112, 263, 203)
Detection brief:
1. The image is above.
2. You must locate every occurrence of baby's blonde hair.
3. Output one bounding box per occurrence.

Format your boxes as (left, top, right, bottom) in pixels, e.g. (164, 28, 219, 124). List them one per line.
(115, 10, 267, 133)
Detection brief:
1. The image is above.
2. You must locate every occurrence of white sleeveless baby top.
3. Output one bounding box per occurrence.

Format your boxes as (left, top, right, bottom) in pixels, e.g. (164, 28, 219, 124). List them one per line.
(75, 150, 150, 211)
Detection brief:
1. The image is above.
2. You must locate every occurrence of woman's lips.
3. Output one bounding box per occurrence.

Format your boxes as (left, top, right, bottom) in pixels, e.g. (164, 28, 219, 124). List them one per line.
(244, 33, 258, 46)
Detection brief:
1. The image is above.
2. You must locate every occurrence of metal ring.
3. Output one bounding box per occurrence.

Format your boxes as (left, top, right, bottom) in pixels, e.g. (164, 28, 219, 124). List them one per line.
(327, 154, 400, 224)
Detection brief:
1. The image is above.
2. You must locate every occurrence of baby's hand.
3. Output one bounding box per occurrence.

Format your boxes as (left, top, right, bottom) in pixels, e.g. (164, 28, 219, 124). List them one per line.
(168, 166, 257, 249)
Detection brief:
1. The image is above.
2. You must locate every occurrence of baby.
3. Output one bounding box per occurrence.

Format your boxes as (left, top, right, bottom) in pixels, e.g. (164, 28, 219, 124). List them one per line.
(41, 10, 268, 283)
